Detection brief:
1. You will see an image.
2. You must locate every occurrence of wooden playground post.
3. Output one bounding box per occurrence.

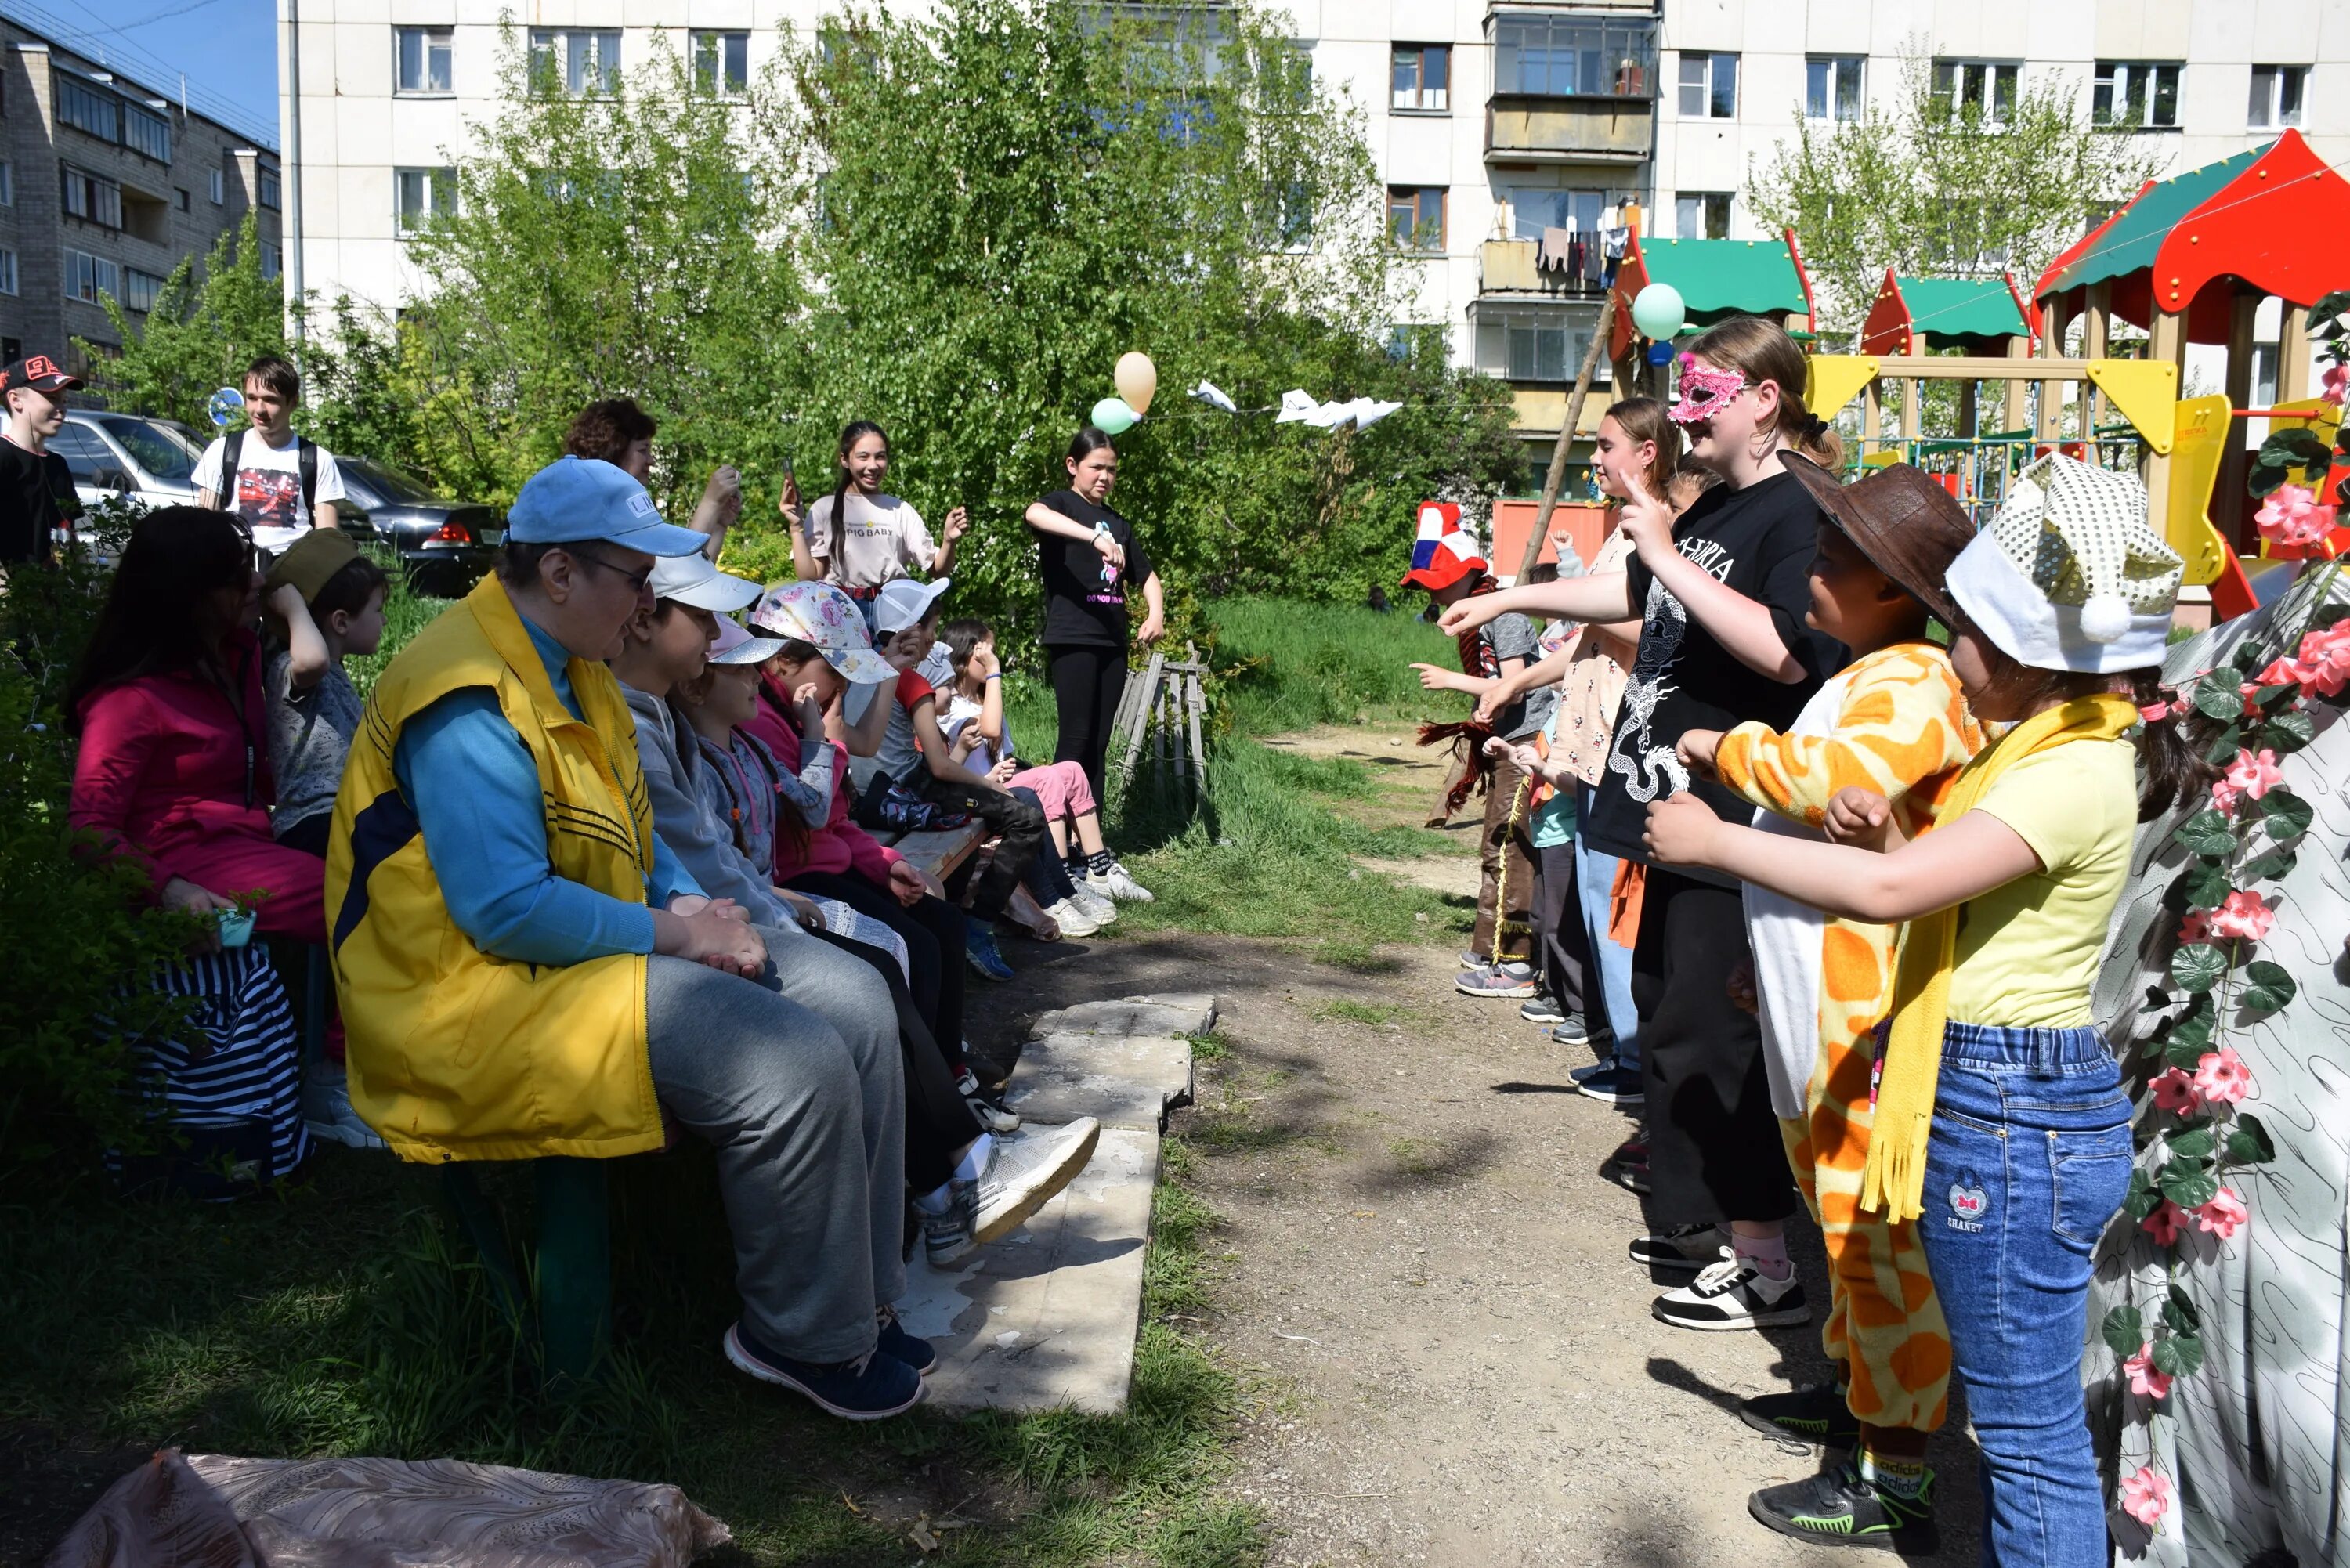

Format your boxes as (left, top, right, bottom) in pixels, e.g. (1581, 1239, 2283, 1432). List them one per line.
(2081, 283, 2110, 439)
(2037, 297, 2070, 441)
(2001, 336, 2030, 433)
(2280, 305, 2315, 402)
(1900, 333, 1924, 444)
(2146, 307, 2188, 528)
(1862, 378, 1881, 461)
(2216, 288, 2261, 539)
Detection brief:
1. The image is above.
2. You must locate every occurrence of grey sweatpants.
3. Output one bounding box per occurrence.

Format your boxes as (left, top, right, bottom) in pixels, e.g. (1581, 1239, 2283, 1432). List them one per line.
(645, 924, 906, 1364)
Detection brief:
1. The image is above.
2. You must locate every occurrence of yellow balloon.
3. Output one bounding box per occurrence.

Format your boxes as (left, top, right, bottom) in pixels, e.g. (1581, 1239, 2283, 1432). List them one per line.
(1114, 352, 1158, 414)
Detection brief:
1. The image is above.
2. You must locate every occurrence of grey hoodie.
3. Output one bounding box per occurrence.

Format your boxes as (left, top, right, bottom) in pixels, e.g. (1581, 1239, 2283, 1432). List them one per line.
(620, 681, 801, 936)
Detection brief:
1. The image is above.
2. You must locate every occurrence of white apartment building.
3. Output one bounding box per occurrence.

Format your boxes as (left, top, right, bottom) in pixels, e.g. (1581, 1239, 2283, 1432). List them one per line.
(280, 1, 2348, 443)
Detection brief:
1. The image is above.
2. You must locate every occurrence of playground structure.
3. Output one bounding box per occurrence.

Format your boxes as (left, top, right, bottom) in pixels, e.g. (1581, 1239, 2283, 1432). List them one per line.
(1606, 228, 1815, 388)
(1800, 128, 2350, 621)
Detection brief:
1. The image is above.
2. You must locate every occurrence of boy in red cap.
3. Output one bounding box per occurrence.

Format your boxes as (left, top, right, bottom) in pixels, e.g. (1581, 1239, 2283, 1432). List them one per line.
(0, 351, 85, 569)
(1404, 504, 1551, 997)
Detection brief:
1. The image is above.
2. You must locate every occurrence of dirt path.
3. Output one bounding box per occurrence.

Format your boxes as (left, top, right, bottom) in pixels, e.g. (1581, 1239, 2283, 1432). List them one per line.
(990, 933, 1983, 1568)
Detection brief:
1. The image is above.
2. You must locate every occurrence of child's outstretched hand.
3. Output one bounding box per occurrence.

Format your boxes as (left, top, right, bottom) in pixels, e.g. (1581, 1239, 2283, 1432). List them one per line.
(1482, 736, 1542, 773)
(1642, 792, 1719, 866)
(1436, 597, 1498, 637)
(1676, 728, 1724, 779)
(1411, 662, 1460, 693)
(1726, 957, 1758, 1015)
(1473, 674, 1521, 724)
(1824, 786, 1898, 851)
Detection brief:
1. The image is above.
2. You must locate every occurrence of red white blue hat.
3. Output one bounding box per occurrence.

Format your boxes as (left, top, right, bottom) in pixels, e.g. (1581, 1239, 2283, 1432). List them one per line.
(1400, 502, 1485, 591)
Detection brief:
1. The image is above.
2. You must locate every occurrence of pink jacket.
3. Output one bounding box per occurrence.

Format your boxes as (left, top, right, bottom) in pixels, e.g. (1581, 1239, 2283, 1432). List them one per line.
(745, 683, 901, 887)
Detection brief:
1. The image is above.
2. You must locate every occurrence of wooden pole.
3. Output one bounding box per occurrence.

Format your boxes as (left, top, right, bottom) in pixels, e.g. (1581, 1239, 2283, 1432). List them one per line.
(1900, 333, 1924, 446)
(1861, 378, 1880, 461)
(2280, 304, 2314, 403)
(1517, 291, 1620, 581)
(2216, 289, 2260, 546)
(2082, 283, 2111, 440)
(2146, 308, 2187, 533)
(2001, 335, 2030, 432)
(2036, 297, 2070, 442)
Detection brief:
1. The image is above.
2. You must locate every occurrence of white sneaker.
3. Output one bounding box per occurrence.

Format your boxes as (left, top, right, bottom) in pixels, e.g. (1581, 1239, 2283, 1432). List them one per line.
(956, 1118, 1101, 1249)
(302, 1062, 387, 1151)
(1652, 1255, 1811, 1331)
(1086, 862, 1155, 904)
(1042, 896, 1102, 938)
(1074, 887, 1119, 925)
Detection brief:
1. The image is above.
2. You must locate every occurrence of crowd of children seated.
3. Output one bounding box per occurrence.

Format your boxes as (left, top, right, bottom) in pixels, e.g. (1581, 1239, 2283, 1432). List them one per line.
(56, 359, 1162, 1421)
(1420, 315, 2189, 1562)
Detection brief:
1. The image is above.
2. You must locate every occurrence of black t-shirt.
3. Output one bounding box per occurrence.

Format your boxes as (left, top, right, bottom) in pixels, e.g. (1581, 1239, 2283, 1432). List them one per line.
(0, 438, 79, 566)
(1581, 469, 1846, 877)
(1032, 488, 1152, 648)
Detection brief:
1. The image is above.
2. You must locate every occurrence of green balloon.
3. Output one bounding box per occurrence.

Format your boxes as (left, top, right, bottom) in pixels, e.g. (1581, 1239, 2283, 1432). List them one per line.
(1090, 396, 1139, 435)
(1631, 283, 1686, 342)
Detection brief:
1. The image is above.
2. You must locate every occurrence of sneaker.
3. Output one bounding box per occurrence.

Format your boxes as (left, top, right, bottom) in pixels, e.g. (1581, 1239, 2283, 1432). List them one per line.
(1457, 948, 1489, 970)
(964, 927, 1015, 981)
(956, 1068, 1020, 1133)
(1604, 1160, 1652, 1195)
(1520, 993, 1567, 1025)
(1629, 1223, 1728, 1274)
(1074, 887, 1119, 925)
(920, 1188, 978, 1267)
(1551, 1024, 1614, 1053)
(1086, 862, 1155, 903)
(302, 1063, 387, 1151)
(1542, 1007, 1586, 1040)
(1740, 1382, 1860, 1450)
(1455, 961, 1539, 999)
(1568, 1058, 1616, 1084)
(1654, 1255, 1813, 1331)
(722, 1321, 926, 1418)
(1576, 1064, 1645, 1105)
(1748, 1458, 1937, 1554)
(953, 1118, 1101, 1252)
(1609, 1133, 1648, 1165)
(1042, 896, 1102, 938)
(875, 1304, 937, 1377)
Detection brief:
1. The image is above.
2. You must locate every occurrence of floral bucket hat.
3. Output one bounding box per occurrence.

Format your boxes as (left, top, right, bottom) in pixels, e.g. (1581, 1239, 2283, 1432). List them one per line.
(747, 580, 897, 684)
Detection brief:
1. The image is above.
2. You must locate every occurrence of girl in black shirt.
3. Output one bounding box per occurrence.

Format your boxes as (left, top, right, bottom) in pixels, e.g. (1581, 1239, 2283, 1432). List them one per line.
(1442, 317, 1846, 1331)
(1024, 427, 1165, 801)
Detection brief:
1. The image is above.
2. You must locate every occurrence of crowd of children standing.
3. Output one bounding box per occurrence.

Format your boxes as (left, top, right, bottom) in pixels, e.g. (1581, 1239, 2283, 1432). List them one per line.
(1419, 316, 2191, 1563)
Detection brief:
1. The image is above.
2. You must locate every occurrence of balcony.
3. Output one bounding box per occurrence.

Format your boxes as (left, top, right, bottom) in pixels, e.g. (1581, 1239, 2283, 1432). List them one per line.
(1480, 237, 1609, 298)
(1486, 92, 1654, 164)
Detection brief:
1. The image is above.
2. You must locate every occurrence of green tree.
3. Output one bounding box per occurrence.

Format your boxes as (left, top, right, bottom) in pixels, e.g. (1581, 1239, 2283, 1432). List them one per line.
(1748, 50, 2166, 338)
(81, 215, 288, 429)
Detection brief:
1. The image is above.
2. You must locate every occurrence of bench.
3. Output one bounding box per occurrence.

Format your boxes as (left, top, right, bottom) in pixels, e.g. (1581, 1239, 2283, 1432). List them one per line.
(867, 823, 984, 883)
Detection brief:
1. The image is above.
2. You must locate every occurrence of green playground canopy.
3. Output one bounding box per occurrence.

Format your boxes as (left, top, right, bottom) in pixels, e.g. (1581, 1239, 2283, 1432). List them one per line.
(1868, 275, 2033, 352)
(2038, 146, 2261, 302)
(1607, 232, 1814, 359)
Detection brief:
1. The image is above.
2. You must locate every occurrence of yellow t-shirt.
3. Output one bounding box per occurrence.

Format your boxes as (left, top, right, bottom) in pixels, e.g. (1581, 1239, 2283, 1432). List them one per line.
(1944, 737, 2136, 1028)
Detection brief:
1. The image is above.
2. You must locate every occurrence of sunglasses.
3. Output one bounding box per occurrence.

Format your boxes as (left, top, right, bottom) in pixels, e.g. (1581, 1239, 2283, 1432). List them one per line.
(1669, 354, 1748, 425)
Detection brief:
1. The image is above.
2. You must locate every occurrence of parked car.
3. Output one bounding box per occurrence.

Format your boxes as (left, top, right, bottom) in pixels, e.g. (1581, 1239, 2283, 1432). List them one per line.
(334, 456, 502, 596)
(53, 410, 205, 514)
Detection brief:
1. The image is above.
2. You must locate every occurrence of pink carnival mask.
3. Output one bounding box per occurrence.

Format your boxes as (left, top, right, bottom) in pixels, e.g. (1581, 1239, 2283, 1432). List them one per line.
(1670, 355, 1746, 425)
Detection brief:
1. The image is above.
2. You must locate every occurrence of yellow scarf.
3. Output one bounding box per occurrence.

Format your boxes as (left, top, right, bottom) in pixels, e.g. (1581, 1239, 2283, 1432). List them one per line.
(1858, 692, 2139, 1221)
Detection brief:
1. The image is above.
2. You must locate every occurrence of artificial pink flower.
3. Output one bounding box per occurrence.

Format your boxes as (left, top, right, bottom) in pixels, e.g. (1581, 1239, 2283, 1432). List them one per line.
(2149, 1067, 2202, 1114)
(2195, 1187, 2249, 1238)
(2178, 908, 2215, 945)
(2207, 890, 2276, 944)
(2323, 362, 2348, 407)
(2124, 1342, 2175, 1400)
(2293, 623, 2350, 697)
(2143, 1198, 2187, 1245)
(2256, 484, 2337, 550)
(2211, 775, 2243, 813)
(2224, 748, 2284, 803)
(2258, 655, 2312, 694)
(2193, 1046, 2254, 1105)
(2121, 1465, 2174, 1526)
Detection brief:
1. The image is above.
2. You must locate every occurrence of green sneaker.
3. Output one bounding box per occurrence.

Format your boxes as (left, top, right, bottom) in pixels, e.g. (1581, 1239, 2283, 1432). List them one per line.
(1748, 1459, 1936, 1554)
(1739, 1381, 1860, 1448)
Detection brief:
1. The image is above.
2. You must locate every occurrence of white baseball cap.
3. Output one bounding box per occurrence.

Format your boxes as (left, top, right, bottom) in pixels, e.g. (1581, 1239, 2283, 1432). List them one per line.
(707, 614, 783, 666)
(648, 551, 761, 612)
(873, 575, 953, 634)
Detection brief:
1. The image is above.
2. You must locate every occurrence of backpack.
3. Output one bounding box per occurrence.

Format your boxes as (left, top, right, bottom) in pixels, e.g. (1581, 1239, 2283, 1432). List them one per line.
(216, 432, 320, 523)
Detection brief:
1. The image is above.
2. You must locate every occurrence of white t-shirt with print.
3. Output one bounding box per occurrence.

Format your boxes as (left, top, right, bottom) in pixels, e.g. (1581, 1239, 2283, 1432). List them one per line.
(192, 431, 348, 554)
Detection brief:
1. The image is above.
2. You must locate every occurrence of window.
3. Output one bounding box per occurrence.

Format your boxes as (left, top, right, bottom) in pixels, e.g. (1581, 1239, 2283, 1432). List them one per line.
(56, 74, 120, 141)
(61, 166, 123, 229)
(1806, 56, 1862, 121)
(1386, 186, 1445, 252)
(0, 161, 13, 206)
(1493, 16, 1656, 97)
(1256, 178, 1313, 250)
(259, 243, 280, 280)
(1391, 43, 1448, 112)
(2095, 60, 2182, 128)
(175, 186, 190, 211)
(0, 250, 17, 298)
(1676, 191, 1731, 240)
(208, 169, 224, 204)
(529, 28, 620, 96)
(122, 267, 165, 313)
(2250, 64, 2306, 128)
(1677, 52, 1737, 118)
(1504, 186, 1605, 242)
(692, 31, 749, 96)
(395, 166, 457, 234)
(1473, 303, 1598, 383)
(258, 168, 280, 209)
(1931, 60, 2019, 125)
(62, 247, 120, 305)
(125, 104, 170, 161)
(47, 421, 117, 479)
(396, 26, 454, 94)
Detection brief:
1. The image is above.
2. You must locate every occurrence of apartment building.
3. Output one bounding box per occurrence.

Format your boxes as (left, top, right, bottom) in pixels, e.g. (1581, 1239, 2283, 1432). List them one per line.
(281, 2, 2345, 444)
(0, 16, 281, 380)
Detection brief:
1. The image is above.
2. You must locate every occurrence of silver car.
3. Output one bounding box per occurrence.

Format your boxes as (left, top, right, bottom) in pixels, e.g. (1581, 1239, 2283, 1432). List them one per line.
(52, 410, 207, 512)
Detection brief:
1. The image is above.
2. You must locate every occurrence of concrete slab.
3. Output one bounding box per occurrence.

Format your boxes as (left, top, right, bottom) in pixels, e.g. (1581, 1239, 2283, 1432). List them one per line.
(1029, 993, 1217, 1040)
(896, 1126, 1159, 1414)
(1003, 1032, 1195, 1131)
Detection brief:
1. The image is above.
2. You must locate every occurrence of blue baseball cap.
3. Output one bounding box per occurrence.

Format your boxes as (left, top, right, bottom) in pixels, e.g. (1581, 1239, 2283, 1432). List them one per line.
(505, 456, 708, 556)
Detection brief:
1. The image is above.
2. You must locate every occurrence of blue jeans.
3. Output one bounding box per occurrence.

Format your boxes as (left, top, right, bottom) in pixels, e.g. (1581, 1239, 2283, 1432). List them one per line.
(1922, 1021, 2131, 1567)
(1572, 784, 1639, 1068)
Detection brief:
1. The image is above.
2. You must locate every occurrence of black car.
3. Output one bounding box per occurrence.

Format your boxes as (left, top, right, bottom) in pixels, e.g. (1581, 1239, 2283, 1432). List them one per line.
(337, 457, 503, 596)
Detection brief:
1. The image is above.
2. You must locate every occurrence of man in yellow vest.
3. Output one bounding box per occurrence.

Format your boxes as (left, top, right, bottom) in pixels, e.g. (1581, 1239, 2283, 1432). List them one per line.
(328, 455, 927, 1419)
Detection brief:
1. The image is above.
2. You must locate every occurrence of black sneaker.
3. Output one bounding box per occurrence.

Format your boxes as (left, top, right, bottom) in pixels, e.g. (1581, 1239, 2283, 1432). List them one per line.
(1542, 1009, 1586, 1042)
(875, 1304, 937, 1377)
(1520, 994, 1567, 1025)
(1748, 1458, 1937, 1553)
(957, 1068, 1020, 1133)
(1628, 1223, 1726, 1274)
(1741, 1382, 1860, 1449)
(723, 1321, 926, 1418)
(1576, 1064, 1644, 1105)
(1653, 1256, 1812, 1331)
(1603, 1160, 1651, 1194)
